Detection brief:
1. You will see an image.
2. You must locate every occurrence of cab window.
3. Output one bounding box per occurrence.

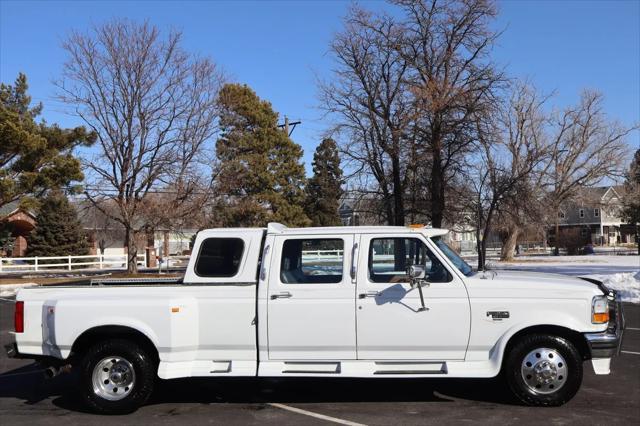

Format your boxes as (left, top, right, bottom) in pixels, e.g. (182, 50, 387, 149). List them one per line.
(280, 239, 344, 284)
(368, 238, 451, 283)
(195, 238, 244, 277)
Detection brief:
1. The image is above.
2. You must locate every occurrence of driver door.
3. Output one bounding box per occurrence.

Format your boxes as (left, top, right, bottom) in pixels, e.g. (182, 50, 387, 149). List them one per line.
(355, 234, 471, 360)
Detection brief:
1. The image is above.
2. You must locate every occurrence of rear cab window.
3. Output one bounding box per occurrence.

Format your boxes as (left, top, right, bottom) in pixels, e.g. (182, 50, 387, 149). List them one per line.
(195, 238, 245, 277)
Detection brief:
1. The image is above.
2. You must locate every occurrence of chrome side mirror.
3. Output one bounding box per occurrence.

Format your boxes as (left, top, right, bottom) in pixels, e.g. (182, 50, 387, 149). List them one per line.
(407, 264, 429, 312)
(407, 264, 426, 280)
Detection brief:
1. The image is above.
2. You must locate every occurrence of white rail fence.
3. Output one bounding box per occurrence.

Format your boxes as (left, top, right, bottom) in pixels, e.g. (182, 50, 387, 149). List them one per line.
(0, 253, 147, 272)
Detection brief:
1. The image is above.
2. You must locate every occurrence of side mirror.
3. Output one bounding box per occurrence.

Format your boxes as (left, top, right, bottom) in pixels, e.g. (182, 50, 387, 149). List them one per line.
(407, 264, 426, 280)
(407, 264, 429, 312)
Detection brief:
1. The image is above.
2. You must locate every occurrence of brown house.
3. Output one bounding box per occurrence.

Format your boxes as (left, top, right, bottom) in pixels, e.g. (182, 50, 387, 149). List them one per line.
(0, 201, 36, 257)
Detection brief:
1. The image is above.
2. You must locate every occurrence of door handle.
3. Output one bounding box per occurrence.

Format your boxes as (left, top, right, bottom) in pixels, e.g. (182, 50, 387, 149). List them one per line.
(358, 291, 379, 299)
(350, 243, 359, 283)
(270, 291, 292, 300)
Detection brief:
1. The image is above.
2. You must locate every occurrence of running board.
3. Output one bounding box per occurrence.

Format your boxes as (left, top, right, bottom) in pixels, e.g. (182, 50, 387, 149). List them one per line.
(373, 362, 447, 375)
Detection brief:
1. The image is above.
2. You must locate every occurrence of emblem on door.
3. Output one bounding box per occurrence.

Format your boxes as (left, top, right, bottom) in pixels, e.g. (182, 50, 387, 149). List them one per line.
(486, 311, 509, 320)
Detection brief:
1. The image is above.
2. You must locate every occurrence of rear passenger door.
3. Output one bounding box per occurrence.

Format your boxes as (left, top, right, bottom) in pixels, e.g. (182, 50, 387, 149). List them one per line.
(267, 234, 356, 360)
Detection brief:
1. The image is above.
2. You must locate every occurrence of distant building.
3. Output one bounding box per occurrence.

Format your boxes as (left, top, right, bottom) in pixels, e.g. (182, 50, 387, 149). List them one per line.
(0, 201, 36, 256)
(550, 186, 635, 246)
(0, 198, 196, 258)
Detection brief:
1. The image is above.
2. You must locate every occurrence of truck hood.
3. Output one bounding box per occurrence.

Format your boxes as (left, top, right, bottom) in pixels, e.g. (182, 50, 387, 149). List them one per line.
(465, 269, 605, 298)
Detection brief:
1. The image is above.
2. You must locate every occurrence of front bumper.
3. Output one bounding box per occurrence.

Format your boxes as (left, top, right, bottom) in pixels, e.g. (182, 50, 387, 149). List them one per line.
(584, 299, 625, 359)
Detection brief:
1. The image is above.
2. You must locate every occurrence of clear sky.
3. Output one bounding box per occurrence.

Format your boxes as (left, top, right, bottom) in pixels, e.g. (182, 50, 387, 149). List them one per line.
(1, 0, 639, 174)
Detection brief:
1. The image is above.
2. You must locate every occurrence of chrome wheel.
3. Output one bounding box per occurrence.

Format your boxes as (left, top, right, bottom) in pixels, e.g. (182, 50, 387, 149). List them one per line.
(91, 356, 136, 401)
(521, 347, 567, 395)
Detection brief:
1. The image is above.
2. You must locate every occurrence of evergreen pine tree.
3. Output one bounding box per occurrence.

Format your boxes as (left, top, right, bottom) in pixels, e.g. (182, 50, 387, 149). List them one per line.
(305, 138, 344, 226)
(1, 73, 95, 210)
(215, 84, 310, 227)
(27, 191, 89, 257)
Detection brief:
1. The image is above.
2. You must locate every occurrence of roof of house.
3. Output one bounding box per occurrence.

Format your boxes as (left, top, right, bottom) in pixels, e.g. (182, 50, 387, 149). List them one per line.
(574, 185, 625, 204)
(0, 201, 20, 217)
(0, 201, 36, 219)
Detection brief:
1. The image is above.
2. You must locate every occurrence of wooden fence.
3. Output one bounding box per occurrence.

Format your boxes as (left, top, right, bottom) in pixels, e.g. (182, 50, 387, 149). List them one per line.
(0, 253, 147, 272)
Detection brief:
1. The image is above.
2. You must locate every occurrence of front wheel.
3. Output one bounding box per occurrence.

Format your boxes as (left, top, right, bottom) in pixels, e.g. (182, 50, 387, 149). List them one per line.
(504, 334, 583, 406)
(79, 339, 156, 414)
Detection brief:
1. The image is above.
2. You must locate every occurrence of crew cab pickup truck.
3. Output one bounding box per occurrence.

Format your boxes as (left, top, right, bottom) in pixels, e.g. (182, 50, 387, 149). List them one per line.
(7, 223, 624, 413)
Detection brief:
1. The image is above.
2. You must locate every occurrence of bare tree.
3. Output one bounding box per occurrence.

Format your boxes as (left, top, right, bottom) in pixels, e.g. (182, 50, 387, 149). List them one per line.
(469, 84, 549, 269)
(397, 0, 504, 228)
(545, 91, 634, 255)
(320, 6, 414, 226)
(496, 83, 551, 260)
(57, 20, 224, 272)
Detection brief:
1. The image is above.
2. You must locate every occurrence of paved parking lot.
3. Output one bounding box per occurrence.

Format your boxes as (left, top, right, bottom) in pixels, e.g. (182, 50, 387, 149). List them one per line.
(1, 296, 639, 425)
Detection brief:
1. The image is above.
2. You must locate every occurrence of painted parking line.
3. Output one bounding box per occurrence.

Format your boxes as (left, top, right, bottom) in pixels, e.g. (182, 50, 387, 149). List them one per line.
(621, 351, 640, 355)
(268, 403, 366, 426)
(625, 327, 640, 331)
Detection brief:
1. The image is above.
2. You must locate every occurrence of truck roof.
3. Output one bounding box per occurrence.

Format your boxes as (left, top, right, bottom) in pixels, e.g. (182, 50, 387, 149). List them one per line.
(265, 222, 449, 237)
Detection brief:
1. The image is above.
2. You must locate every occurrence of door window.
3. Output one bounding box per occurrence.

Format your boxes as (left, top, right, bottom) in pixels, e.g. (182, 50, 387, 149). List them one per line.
(368, 238, 451, 283)
(280, 239, 344, 284)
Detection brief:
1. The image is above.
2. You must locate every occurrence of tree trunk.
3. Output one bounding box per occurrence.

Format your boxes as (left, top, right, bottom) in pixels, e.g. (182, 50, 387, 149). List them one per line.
(430, 139, 444, 228)
(500, 226, 520, 261)
(393, 238, 407, 272)
(125, 227, 138, 274)
(392, 156, 405, 226)
(476, 240, 483, 271)
(476, 226, 483, 271)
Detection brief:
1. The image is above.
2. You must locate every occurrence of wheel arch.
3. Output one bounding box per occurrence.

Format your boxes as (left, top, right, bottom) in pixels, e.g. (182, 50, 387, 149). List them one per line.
(70, 325, 160, 364)
(502, 324, 591, 364)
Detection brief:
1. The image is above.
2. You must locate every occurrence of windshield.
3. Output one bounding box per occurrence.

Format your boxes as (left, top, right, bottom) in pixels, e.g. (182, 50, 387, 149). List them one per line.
(431, 237, 474, 277)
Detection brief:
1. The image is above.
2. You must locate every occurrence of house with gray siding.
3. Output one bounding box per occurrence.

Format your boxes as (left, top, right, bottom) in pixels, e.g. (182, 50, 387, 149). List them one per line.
(551, 186, 635, 246)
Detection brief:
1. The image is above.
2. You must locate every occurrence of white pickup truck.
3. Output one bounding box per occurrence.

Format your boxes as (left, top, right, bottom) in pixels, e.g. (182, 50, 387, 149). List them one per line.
(7, 223, 624, 413)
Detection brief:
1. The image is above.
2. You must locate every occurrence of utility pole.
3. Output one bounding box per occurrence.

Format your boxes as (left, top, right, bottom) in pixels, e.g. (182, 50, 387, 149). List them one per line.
(278, 116, 301, 137)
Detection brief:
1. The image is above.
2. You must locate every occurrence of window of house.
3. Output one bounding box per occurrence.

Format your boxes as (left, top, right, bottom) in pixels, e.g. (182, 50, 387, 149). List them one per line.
(558, 211, 565, 219)
(594, 208, 600, 217)
(580, 228, 588, 237)
(579, 209, 585, 218)
(368, 238, 451, 283)
(280, 239, 344, 284)
(195, 238, 244, 277)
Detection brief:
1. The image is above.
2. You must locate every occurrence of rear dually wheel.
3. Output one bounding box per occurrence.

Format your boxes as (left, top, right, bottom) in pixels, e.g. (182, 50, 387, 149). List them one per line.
(79, 339, 156, 414)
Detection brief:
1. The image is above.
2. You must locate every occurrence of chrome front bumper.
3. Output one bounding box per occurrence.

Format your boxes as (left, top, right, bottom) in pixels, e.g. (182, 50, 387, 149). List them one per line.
(584, 299, 625, 359)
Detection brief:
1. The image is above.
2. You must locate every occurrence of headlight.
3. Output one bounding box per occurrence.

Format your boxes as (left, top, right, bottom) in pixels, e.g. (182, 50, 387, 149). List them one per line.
(592, 296, 610, 324)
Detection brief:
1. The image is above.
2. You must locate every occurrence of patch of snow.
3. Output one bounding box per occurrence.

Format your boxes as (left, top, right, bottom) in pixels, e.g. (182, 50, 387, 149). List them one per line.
(0, 283, 38, 297)
(584, 273, 640, 304)
(492, 255, 639, 276)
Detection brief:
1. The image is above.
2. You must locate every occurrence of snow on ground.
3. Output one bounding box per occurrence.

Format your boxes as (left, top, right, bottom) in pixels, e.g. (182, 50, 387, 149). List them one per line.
(583, 272, 640, 304)
(490, 255, 640, 276)
(491, 255, 640, 303)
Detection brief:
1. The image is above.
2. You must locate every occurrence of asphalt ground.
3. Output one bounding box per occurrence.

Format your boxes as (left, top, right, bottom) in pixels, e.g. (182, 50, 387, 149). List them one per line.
(0, 296, 638, 425)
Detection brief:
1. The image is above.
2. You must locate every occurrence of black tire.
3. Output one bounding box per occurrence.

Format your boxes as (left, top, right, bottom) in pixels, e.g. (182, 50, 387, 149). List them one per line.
(79, 339, 156, 414)
(504, 334, 582, 406)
